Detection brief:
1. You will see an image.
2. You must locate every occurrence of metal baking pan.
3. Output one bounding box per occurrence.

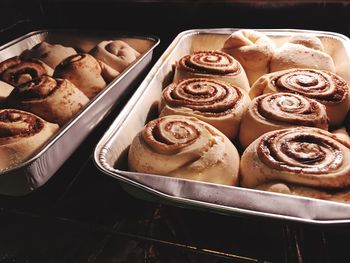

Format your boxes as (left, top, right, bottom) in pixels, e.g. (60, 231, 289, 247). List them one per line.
(0, 29, 159, 196)
(94, 28, 350, 225)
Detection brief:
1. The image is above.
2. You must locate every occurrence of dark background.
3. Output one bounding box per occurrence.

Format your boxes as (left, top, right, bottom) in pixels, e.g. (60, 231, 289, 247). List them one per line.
(0, 1, 350, 262)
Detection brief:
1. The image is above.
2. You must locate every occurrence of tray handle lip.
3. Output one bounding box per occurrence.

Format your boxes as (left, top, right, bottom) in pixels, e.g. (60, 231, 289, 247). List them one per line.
(0, 29, 161, 51)
(0, 28, 160, 175)
(177, 27, 350, 41)
(95, 159, 350, 226)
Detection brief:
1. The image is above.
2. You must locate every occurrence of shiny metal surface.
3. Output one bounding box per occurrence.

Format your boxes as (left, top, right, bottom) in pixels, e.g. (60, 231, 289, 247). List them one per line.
(94, 28, 350, 225)
(0, 30, 159, 196)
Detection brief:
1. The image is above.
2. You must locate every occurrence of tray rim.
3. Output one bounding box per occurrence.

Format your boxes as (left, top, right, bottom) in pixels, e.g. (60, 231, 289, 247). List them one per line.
(93, 28, 350, 226)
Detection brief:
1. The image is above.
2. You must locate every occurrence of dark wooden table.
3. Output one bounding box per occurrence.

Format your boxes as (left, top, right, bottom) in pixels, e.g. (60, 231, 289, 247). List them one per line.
(1, 1, 350, 262)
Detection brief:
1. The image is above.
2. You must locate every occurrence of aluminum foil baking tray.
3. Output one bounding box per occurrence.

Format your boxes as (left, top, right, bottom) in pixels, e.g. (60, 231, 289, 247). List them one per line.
(94, 28, 350, 225)
(0, 30, 159, 195)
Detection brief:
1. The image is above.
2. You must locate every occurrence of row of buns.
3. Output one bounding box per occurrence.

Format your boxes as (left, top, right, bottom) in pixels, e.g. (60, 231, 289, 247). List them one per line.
(127, 30, 350, 204)
(0, 38, 141, 170)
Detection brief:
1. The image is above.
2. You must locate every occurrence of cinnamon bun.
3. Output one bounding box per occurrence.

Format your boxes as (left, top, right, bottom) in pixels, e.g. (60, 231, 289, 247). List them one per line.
(0, 56, 53, 87)
(222, 30, 275, 85)
(250, 69, 350, 126)
(240, 127, 350, 203)
(160, 78, 250, 139)
(53, 53, 107, 99)
(174, 51, 250, 91)
(90, 40, 140, 72)
(20, 41, 77, 69)
(128, 115, 240, 186)
(0, 109, 58, 170)
(6, 75, 89, 126)
(239, 92, 328, 148)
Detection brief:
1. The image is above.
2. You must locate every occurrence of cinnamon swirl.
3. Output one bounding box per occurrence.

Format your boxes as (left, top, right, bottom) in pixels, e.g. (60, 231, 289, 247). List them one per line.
(160, 78, 250, 139)
(128, 115, 240, 186)
(241, 127, 350, 203)
(0, 109, 58, 170)
(6, 75, 89, 126)
(0, 56, 53, 87)
(239, 92, 328, 148)
(53, 53, 107, 99)
(250, 69, 350, 126)
(174, 51, 250, 91)
(222, 30, 275, 85)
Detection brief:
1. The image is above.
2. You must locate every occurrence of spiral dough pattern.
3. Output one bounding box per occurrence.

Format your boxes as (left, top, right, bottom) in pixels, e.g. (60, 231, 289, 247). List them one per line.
(128, 115, 240, 186)
(179, 51, 240, 75)
(174, 51, 250, 91)
(0, 109, 59, 170)
(240, 127, 350, 190)
(272, 70, 346, 103)
(239, 93, 329, 148)
(160, 78, 250, 139)
(257, 93, 327, 126)
(0, 109, 44, 138)
(0, 56, 53, 87)
(6, 75, 89, 126)
(250, 69, 350, 126)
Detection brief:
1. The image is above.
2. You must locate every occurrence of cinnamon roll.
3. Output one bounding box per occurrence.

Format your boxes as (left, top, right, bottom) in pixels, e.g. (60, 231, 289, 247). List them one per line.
(174, 51, 250, 92)
(90, 40, 140, 72)
(270, 35, 336, 73)
(53, 53, 107, 99)
(128, 115, 240, 186)
(250, 69, 350, 126)
(0, 109, 58, 170)
(0, 56, 53, 87)
(160, 78, 250, 139)
(240, 127, 350, 203)
(20, 41, 77, 69)
(239, 92, 329, 148)
(222, 30, 275, 85)
(6, 75, 89, 126)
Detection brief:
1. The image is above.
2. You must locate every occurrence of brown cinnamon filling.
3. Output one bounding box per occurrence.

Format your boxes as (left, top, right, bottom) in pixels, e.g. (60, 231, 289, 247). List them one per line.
(180, 51, 240, 75)
(163, 78, 242, 117)
(0, 56, 21, 75)
(57, 53, 86, 69)
(272, 69, 348, 104)
(0, 110, 43, 138)
(16, 75, 61, 99)
(142, 118, 200, 154)
(257, 129, 343, 174)
(255, 93, 326, 126)
(1, 60, 48, 86)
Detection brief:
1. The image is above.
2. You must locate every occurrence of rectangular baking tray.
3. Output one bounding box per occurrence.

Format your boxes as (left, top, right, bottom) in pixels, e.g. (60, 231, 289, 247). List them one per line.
(0, 29, 159, 196)
(94, 28, 350, 225)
